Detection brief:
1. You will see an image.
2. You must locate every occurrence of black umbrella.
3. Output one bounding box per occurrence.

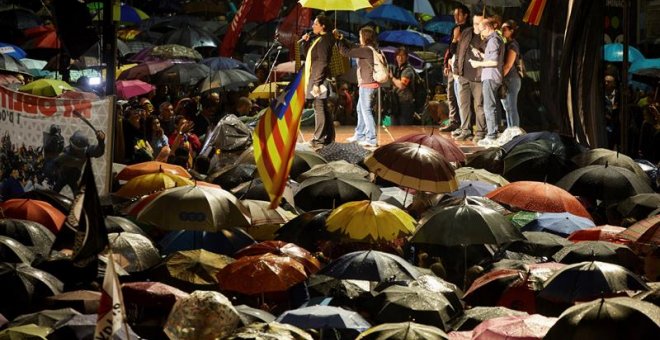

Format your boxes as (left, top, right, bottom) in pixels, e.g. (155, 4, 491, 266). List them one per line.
(356, 321, 449, 340)
(544, 297, 660, 340)
(0, 6, 40, 30)
(20, 189, 72, 214)
(556, 164, 654, 202)
(0, 235, 35, 264)
(308, 274, 371, 300)
(572, 148, 649, 181)
(157, 25, 219, 49)
(0, 54, 29, 75)
(501, 131, 587, 157)
(551, 241, 640, 270)
(539, 261, 649, 304)
(319, 250, 421, 282)
(9, 308, 81, 328)
(123, 41, 154, 55)
(0, 219, 55, 257)
(506, 231, 571, 258)
(503, 139, 575, 183)
(297, 160, 370, 182)
(232, 179, 270, 201)
(433, 195, 509, 216)
(276, 209, 332, 250)
(0, 262, 63, 319)
(408, 275, 463, 312)
(209, 164, 257, 190)
(617, 193, 660, 220)
(48, 313, 140, 340)
(290, 151, 328, 180)
(317, 142, 371, 164)
(159, 228, 256, 256)
(105, 216, 147, 236)
(465, 147, 506, 174)
(450, 306, 529, 331)
(151, 62, 211, 86)
(294, 176, 382, 211)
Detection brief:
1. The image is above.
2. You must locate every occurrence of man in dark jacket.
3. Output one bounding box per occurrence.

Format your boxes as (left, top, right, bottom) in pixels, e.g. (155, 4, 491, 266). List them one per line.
(440, 4, 470, 133)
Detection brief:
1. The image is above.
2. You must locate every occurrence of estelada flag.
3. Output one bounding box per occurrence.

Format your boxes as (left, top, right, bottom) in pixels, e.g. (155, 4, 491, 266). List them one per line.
(523, 0, 548, 26)
(94, 250, 126, 339)
(253, 69, 306, 208)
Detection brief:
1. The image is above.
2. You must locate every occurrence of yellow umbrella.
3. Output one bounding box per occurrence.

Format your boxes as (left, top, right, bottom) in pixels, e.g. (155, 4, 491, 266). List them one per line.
(115, 172, 194, 198)
(299, 0, 372, 11)
(249, 81, 289, 100)
(18, 79, 75, 97)
(0, 324, 50, 339)
(326, 200, 416, 242)
(115, 63, 138, 79)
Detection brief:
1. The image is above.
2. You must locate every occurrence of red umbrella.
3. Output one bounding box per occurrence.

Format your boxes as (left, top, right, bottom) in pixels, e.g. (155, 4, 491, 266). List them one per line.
(22, 25, 60, 49)
(618, 214, 660, 249)
(234, 241, 321, 275)
(0, 199, 65, 234)
(117, 60, 175, 81)
(567, 225, 630, 244)
(471, 314, 558, 340)
(217, 253, 308, 295)
(394, 132, 466, 163)
(116, 79, 155, 100)
(486, 181, 591, 219)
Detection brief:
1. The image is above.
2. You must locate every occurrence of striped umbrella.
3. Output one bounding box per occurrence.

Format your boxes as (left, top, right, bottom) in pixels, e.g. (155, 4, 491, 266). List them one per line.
(618, 214, 660, 248)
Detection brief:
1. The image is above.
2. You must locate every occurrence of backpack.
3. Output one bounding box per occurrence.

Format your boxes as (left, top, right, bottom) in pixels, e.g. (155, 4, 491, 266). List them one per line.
(367, 46, 390, 84)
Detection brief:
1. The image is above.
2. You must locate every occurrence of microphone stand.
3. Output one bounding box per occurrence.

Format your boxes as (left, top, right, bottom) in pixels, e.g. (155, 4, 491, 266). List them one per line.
(265, 46, 283, 102)
(254, 36, 281, 71)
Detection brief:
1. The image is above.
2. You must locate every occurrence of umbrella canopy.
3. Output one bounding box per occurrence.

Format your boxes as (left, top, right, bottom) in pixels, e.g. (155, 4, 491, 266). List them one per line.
(471, 314, 557, 340)
(116, 161, 191, 180)
(552, 241, 640, 269)
(136, 185, 251, 231)
(48, 313, 138, 340)
(0, 324, 50, 339)
(295, 176, 382, 211)
(424, 17, 454, 35)
(556, 164, 654, 202)
(209, 164, 257, 190)
(539, 261, 649, 304)
(149, 43, 202, 60)
(411, 202, 524, 246)
(0, 199, 65, 234)
(150, 249, 234, 292)
(234, 305, 277, 326)
(152, 62, 211, 86)
(229, 322, 313, 340)
(217, 253, 308, 294)
(544, 297, 660, 340)
(105, 216, 147, 236)
(115, 79, 155, 99)
(364, 142, 458, 193)
(449, 180, 498, 197)
(618, 214, 660, 248)
(0, 263, 63, 319)
(617, 193, 660, 220)
(486, 181, 592, 219)
(501, 131, 587, 156)
(276, 210, 332, 250)
(297, 160, 369, 182)
(157, 25, 219, 49)
(603, 43, 645, 63)
(394, 133, 466, 163)
(43, 290, 100, 314)
(0, 54, 29, 74)
(522, 212, 596, 237)
(503, 140, 575, 183)
(357, 321, 448, 340)
(122, 281, 188, 311)
(299, 0, 372, 11)
(277, 305, 371, 332)
(319, 250, 420, 281)
(572, 148, 648, 180)
(317, 142, 370, 164)
(465, 147, 506, 175)
(0, 219, 55, 257)
(371, 285, 460, 330)
(159, 228, 256, 255)
(326, 200, 416, 243)
(198, 69, 259, 91)
(117, 60, 174, 81)
(201, 57, 250, 72)
(241, 200, 295, 226)
(506, 231, 571, 258)
(234, 240, 321, 275)
(379, 30, 434, 47)
(0, 235, 35, 264)
(164, 290, 241, 340)
(115, 171, 194, 198)
(249, 81, 289, 100)
(18, 79, 74, 97)
(105, 232, 160, 272)
(568, 225, 629, 244)
(450, 307, 529, 332)
(454, 167, 509, 187)
(365, 4, 419, 26)
(9, 308, 80, 328)
(88, 2, 149, 24)
(381, 46, 427, 70)
(307, 274, 371, 300)
(434, 195, 509, 216)
(0, 6, 40, 30)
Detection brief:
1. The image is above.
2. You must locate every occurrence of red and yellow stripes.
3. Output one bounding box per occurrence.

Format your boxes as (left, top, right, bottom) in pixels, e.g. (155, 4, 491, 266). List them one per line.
(523, 0, 548, 26)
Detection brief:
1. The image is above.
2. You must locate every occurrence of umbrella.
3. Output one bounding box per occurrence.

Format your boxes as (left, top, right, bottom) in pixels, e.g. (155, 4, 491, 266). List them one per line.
(277, 305, 371, 332)
(150, 43, 202, 60)
(0, 235, 35, 264)
(0, 54, 29, 74)
(198, 69, 259, 91)
(572, 148, 648, 181)
(104, 216, 147, 236)
(316, 142, 370, 164)
(234, 305, 277, 326)
(522, 212, 596, 237)
(88, 2, 149, 24)
(9, 308, 80, 328)
(0, 6, 40, 30)
(234, 240, 321, 275)
(249, 81, 290, 100)
(241, 200, 296, 226)
(450, 307, 529, 332)
(539, 261, 649, 304)
(379, 30, 434, 47)
(617, 193, 660, 220)
(411, 202, 524, 246)
(121, 281, 189, 312)
(229, 322, 313, 340)
(0, 199, 65, 234)
(0, 219, 55, 257)
(115, 79, 155, 99)
(152, 62, 211, 86)
(116, 161, 191, 180)
(0, 324, 50, 339)
(434, 196, 509, 216)
(365, 4, 419, 26)
(47, 313, 139, 340)
(486, 181, 592, 219)
(136, 185, 251, 231)
(326, 200, 416, 242)
(231, 179, 271, 202)
(0, 263, 63, 319)
(115, 171, 194, 198)
(297, 160, 369, 182)
(424, 17, 454, 35)
(295, 176, 382, 211)
(357, 321, 448, 340)
(365, 142, 458, 193)
(150, 249, 234, 292)
(465, 147, 507, 175)
(545, 297, 660, 340)
(123, 40, 154, 55)
(21, 25, 60, 54)
(117, 60, 174, 81)
(394, 133, 466, 163)
(307, 274, 371, 300)
(209, 164, 257, 190)
(290, 151, 328, 180)
(506, 231, 571, 258)
(157, 25, 219, 49)
(502, 140, 575, 183)
(160, 228, 255, 256)
(18, 79, 74, 97)
(449, 180, 497, 197)
(105, 232, 160, 272)
(618, 214, 660, 248)
(603, 43, 645, 63)
(568, 225, 629, 244)
(217, 253, 308, 294)
(552, 241, 640, 269)
(557, 164, 654, 202)
(275, 209, 332, 250)
(202, 56, 250, 72)
(319, 250, 421, 281)
(372, 285, 460, 330)
(299, 0, 372, 11)
(471, 314, 557, 340)
(43, 290, 100, 314)
(501, 131, 587, 157)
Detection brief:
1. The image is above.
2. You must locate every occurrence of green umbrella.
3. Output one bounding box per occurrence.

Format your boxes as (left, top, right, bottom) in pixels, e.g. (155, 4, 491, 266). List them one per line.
(356, 321, 448, 340)
(0, 324, 50, 340)
(454, 167, 510, 187)
(556, 164, 654, 202)
(509, 211, 540, 228)
(503, 139, 575, 183)
(18, 79, 74, 97)
(573, 148, 649, 181)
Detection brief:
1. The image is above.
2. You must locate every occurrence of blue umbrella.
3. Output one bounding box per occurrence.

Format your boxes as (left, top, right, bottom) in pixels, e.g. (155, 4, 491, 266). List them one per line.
(424, 16, 454, 35)
(0, 42, 27, 59)
(319, 250, 421, 281)
(603, 43, 645, 63)
(159, 228, 256, 256)
(449, 180, 498, 197)
(629, 58, 660, 74)
(201, 57, 251, 72)
(277, 305, 371, 331)
(379, 30, 434, 47)
(380, 46, 426, 69)
(521, 212, 596, 237)
(366, 4, 419, 26)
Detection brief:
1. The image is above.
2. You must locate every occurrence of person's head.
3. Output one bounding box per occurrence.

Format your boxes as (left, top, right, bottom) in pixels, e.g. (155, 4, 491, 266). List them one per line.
(395, 47, 409, 67)
(501, 20, 519, 40)
(174, 115, 188, 130)
(159, 101, 174, 119)
(208, 92, 220, 105)
(9, 169, 19, 179)
(146, 115, 163, 137)
(126, 108, 142, 128)
(236, 97, 252, 116)
(453, 4, 470, 25)
(140, 98, 154, 114)
(605, 75, 617, 92)
(359, 26, 376, 47)
(490, 15, 503, 29)
(479, 18, 496, 38)
(473, 14, 484, 34)
(313, 15, 331, 35)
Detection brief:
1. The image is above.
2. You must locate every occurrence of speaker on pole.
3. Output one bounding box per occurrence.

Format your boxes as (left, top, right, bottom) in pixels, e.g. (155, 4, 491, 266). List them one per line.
(49, 0, 99, 59)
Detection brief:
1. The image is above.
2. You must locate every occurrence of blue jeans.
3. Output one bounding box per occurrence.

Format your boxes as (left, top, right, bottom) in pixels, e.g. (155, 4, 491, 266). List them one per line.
(353, 87, 377, 144)
(501, 76, 521, 128)
(482, 79, 500, 139)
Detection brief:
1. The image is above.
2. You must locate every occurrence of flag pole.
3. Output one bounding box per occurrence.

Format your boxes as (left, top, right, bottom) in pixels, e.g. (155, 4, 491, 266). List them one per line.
(107, 247, 132, 340)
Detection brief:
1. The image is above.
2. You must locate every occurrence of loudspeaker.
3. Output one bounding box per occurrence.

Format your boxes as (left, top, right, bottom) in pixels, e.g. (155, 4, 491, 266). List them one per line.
(50, 0, 99, 59)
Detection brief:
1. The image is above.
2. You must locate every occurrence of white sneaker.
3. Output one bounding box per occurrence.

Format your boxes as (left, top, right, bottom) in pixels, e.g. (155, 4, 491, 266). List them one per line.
(358, 140, 377, 147)
(477, 138, 498, 148)
(346, 136, 360, 143)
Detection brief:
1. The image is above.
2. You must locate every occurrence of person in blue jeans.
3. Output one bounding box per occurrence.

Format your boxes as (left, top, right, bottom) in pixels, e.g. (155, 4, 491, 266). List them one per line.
(469, 18, 504, 146)
(500, 20, 521, 128)
(335, 26, 380, 147)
